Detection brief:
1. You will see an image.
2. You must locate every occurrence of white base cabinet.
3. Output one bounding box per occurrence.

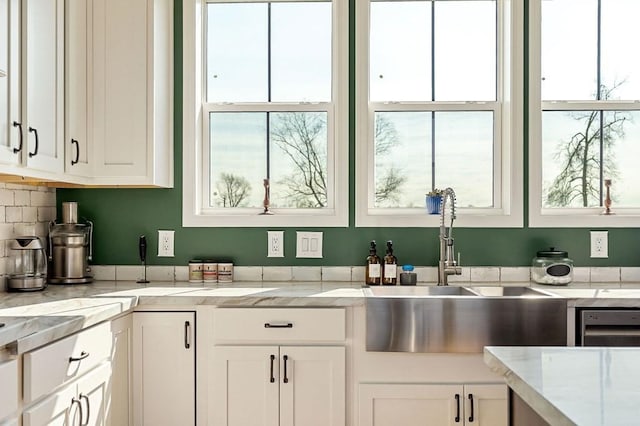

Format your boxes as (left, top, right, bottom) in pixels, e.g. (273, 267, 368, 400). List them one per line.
(23, 362, 111, 426)
(211, 345, 345, 426)
(359, 383, 507, 426)
(110, 314, 133, 426)
(132, 312, 195, 426)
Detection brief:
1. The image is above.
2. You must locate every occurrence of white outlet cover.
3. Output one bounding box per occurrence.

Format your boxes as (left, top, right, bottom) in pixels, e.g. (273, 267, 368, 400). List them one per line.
(158, 230, 175, 257)
(267, 231, 284, 258)
(296, 231, 323, 258)
(590, 230, 608, 258)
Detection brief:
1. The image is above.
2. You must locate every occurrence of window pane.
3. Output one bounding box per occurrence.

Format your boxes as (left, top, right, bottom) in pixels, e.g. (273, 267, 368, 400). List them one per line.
(434, 112, 494, 207)
(434, 1, 496, 101)
(269, 112, 328, 208)
(601, 0, 640, 100)
(209, 113, 267, 208)
(542, 111, 603, 208)
(603, 111, 640, 207)
(370, 2, 431, 102)
(271, 3, 331, 102)
(207, 4, 268, 102)
(541, 0, 598, 100)
(374, 112, 431, 208)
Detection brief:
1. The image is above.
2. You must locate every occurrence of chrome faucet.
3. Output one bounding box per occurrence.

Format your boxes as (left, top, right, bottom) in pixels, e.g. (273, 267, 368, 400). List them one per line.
(438, 187, 462, 285)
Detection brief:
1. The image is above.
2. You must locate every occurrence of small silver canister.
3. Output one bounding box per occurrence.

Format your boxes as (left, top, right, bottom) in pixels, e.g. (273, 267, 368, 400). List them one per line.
(48, 202, 94, 284)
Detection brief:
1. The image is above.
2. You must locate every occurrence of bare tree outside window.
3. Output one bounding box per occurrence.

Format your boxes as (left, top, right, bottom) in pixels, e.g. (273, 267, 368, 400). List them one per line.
(271, 112, 406, 208)
(546, 83, 630, 207)
(214, 172, 252, 207)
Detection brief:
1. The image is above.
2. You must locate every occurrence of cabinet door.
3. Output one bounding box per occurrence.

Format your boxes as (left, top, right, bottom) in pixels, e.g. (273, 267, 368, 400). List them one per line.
(109, 314, 132, 426)
(210, 346, 279, 426)
(64, 0, 91, 176)
(23, 0, 64, 173)
(133, 312, 195, 426)
(464, 384, 508, 426)
(77, 363, 111, 426)
(359, 383, 462, 426)
(22, 381, 77, 426)
(0, 0, 21, 166)
(280, 346, 345, 426)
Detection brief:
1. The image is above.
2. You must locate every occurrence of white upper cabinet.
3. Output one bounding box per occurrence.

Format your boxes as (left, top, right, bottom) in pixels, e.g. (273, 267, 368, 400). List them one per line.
(23, 0, 64, 174)
(90, 0, 173, 187)
(64, 0, 92, 177)
(0, 0, 22, 166)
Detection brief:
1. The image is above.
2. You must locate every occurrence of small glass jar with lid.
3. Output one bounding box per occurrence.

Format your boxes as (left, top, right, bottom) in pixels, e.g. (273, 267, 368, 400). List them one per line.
(532, 247, 573, 285)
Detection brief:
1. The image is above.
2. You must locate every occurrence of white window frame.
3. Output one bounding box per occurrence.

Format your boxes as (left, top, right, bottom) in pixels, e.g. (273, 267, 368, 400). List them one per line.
(528, 0, 640, 227)
(183, 0, 349, 227)
(355, 0, 523, 228)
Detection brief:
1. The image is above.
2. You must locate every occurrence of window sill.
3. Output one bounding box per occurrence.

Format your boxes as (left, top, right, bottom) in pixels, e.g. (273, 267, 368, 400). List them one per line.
(530, 210, 640, 228)
(182, 209, 348, 228)
(355, 209, 523, 228)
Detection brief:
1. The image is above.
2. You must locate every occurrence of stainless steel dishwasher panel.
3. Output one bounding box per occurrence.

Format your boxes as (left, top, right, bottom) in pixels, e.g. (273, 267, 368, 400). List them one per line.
(366, 297, 567, 353)
(579, 309, 640, 346)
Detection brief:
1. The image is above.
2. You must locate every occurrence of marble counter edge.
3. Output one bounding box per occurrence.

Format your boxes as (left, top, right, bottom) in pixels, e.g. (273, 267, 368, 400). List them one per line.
(483, 347, 576, 426)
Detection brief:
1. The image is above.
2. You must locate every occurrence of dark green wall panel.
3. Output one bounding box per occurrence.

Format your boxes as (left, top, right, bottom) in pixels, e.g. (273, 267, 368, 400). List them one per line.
(57, 0, 640, 268)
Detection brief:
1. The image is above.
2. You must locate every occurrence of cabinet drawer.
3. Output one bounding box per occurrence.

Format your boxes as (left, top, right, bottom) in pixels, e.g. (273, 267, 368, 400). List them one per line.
(23, 321, 112, 404)
(213, 308, 345, 343)
(0, 359, 19, 421)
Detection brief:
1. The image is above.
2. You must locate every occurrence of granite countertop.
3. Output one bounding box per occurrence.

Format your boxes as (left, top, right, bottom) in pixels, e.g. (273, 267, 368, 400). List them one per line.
(484, 346, 640, 426)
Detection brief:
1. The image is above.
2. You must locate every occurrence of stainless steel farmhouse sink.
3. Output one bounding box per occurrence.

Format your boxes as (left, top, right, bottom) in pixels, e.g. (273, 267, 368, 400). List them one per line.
(365, 286, 567, 353)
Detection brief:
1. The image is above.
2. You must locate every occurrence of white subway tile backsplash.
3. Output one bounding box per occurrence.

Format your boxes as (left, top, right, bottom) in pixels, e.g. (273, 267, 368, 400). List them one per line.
(321, 267, 351, 282)
(92, 265, 116, 281)
(0, 189, 14, 206)
(22, 207, 37, 223)
(234, 266, 262, 282)
(500, 267, 531, 282)
(292, 267, 322, 281)
(5, 207, 22, 223)
(14, 190, 31, 206)
(572, 267, 590, 282)
(147, 266, 176, 281)
(621, 267, 640, 282)
(37, 207, 56, 222)
(30, 191, 55, 207)
(175, 266, 190, 282)
(590, 267, 620, 282)
(351, 266, 366, 284)
(263, 266, 293, 281)
(470, 267, 500, 282)
(116, 265, 145, 281)
(414, 267, 437, 283)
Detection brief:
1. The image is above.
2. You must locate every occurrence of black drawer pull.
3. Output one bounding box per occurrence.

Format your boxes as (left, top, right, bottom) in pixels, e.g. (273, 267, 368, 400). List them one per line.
(71, 139, 80, 165)
(69, 351, 89, 362)
(283, 355, 289, 383)
(12, 121, 23, 153)
(184, 321, 191, 349)
(28, 127, 38, 157)
(269, 354, 276, 383)
(468, 393, 475, 422)
(455, 393, 461, 422)
(264, 323, 293, 328)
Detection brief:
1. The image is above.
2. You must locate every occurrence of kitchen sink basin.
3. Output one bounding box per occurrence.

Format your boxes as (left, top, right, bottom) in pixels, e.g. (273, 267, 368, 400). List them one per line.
(367, 286, 478, 297)
(365, 285, 567, 353)
(468, 286, 554, 297)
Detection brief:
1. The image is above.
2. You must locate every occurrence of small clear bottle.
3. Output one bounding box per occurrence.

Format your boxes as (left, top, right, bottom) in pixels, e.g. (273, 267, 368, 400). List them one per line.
(365, 241, 382, 286)
(382, 240, 398, 285)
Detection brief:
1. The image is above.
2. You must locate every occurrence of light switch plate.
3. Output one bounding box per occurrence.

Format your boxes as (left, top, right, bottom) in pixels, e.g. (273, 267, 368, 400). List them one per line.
(296, 231, 323, 258)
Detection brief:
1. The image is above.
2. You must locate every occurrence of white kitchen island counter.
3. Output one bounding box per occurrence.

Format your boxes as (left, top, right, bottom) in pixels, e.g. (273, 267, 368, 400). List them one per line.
(484, 346, 640, 426)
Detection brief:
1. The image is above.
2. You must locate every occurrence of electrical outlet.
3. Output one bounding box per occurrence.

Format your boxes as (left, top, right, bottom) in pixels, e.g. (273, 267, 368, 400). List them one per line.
(267, 231, 284, 258)
(296, 231, 323, 258)
(590, 230, 608, 258)
(158, 230, 175, 257)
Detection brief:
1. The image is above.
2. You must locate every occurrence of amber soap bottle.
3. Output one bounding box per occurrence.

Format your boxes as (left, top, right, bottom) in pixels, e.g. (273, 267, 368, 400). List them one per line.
(365, 240, 381, 285)
(383, 240, 398, 285)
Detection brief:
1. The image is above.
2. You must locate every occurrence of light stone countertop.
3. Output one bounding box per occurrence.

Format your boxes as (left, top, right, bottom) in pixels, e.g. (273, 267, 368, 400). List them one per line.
(3, 281, 640, 355)
(484, 346, 640, 426)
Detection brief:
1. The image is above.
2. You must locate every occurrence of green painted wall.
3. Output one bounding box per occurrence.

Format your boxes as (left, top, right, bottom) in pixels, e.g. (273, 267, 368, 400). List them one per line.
(57, 0, 640, 267)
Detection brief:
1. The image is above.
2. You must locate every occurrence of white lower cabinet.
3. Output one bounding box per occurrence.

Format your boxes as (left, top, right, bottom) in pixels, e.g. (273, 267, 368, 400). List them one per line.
(23, 362, 111, 426)
(211, 345, 345, 426)
(110, 314, 133, 426)
(132, 311, 195, 426)
(359, 383, 507, 426)
(0, 359, 19, 422)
